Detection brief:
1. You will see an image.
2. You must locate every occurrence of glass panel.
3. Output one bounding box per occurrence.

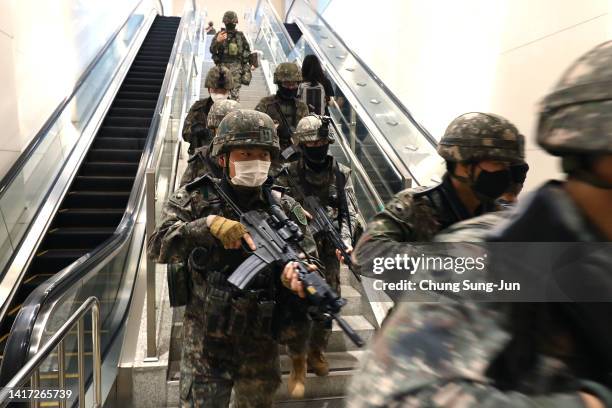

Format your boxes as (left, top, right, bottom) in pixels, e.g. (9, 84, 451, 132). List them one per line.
(0, 1, 154, 278)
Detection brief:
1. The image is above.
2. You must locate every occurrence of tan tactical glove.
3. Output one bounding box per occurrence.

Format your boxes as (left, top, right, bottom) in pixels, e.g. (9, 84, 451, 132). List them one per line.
(207, 215, 248, 249)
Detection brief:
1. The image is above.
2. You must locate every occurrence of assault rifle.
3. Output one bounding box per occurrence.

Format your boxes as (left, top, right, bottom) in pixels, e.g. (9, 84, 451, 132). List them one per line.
(303, 195, 360, 282)
(192, 175, 365, 347)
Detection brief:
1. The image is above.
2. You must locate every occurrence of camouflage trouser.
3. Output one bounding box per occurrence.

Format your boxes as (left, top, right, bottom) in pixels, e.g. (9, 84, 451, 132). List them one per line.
(310, 239, 341, 353)
(219, 62, 243, 101)
(180, 312, 281, 408)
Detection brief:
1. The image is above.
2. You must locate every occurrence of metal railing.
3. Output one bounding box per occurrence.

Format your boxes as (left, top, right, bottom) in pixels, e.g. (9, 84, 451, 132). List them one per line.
(0, 297, 101, 408)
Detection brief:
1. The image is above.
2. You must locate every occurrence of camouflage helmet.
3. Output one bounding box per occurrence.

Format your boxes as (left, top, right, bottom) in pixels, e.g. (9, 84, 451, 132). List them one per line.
(207, 100, 241, 129)
(204, 65, 235, 90)
(292, 115, 335, 144)
(273, 62, 302, 84)
(537, 41, 612, 156)
(212, 109, 279, 157)
(222, 11, 238, 24)
(437, 112, 525, 163)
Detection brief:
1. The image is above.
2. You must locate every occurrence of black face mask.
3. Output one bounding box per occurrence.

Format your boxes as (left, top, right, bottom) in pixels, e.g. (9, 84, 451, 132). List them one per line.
(225, 23, 236, 30)
(303, 144, 329, 169)
(277, 86, 298, 100)
(472, 167, 511, 201)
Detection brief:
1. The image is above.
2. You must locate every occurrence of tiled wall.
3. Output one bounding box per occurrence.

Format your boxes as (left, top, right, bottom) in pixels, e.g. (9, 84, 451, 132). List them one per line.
(322, 0, 612, 191)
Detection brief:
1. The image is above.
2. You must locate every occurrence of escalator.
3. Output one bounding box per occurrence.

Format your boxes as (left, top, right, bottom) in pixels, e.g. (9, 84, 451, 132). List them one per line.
(0, 15, 180, 377)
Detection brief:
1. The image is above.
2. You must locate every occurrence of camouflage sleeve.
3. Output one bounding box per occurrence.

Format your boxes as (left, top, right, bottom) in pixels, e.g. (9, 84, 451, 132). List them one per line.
(296, 102, 310, 121)
(352, 190, 418, 278)
(254, 99, 267, 114)
(209, 33, 222, 58)
(181, 106, 196, 143)
(347, 301, 589, 408)
(239, 32, 251, 66)
(147, 188, 216, 263)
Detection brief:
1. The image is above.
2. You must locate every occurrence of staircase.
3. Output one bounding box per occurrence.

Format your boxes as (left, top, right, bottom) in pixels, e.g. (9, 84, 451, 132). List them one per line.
(165, 266, 376, 407)
(240, 66, 269, 109)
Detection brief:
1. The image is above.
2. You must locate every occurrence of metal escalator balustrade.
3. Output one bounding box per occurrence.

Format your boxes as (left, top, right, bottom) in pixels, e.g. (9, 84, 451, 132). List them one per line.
(0, 15, 181, 383)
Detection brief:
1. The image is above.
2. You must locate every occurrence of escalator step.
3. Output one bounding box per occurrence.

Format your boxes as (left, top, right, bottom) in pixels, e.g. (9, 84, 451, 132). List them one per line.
(88, 149, 142, 162)
(98, 126, 149, 138)
(93, 137, 146, 150)
(14, 272, 62, 303)
(122, 76, 164, 85)
(124, 65, 166, 74)
(62, 191, 131, 209)
(80, 162, 138, 177)
(42, 227, 116, 250)
(103, 116, 151, 127)
(116, 91, 159, 100)
(112, 98, 157, 109)
(107, 107, 155, 117)
(137, 51, 171, 58)
(72, 175, 136, 191)
(55, 208, 125, 227)
(125, 71, 165, 80)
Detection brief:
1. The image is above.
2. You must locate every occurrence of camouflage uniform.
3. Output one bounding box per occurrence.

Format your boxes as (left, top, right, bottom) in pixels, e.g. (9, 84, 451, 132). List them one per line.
(347, 41, 612, 407)
(276, 115, 359, 356)
(255, 63, 309, 153)
(353, 112, 525, 280)
(182, 66, 235, 154)
(210, 11, 252, 101)
(179, 100, 241, 187)
(149, 110, 318, 408)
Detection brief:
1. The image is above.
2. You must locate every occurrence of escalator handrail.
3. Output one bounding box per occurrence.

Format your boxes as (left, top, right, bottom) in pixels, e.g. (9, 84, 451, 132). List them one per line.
(286, 0, 438, 148)
(0, 12, 192, 384)
(0, 0, 150, 199)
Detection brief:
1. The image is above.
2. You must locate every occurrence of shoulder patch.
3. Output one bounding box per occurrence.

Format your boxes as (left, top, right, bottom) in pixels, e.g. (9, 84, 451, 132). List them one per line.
(292, 204, 308, 226)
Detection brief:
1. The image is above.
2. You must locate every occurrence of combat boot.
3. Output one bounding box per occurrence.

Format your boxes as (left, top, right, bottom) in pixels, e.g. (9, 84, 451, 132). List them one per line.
(307, 350, 329, 376)
(288, 354, 307, 398)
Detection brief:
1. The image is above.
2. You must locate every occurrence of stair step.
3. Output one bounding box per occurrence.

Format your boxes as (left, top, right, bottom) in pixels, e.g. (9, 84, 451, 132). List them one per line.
(28, 249, 89, 275)
(103, 116, 152, 127)
(116, 91, 160, 100)
(98, 126, 149, 138)
(62, 190, 130, 209)
(72, 175, 135, 192)
(328, 315, 374, 352)
(41, 227, 115, 250)
(112, 98, 158, 109)
(54, 208, 124, 229)
(93, 137, 146, 150)
(107, 107, 155, 117)
(87, 148, 142, 162)
(80, 162, 138, 177)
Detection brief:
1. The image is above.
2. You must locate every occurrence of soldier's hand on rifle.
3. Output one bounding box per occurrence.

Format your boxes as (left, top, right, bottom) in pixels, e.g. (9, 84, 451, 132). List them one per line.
(336, 246, 353, 264)
(206, 215, 256, 250)
(282, 261, 317, 298)
(216, 31, 227, 43)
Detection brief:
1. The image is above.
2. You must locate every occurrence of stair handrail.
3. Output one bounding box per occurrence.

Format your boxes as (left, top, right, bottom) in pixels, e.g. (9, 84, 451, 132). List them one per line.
(0, 297, 101, 408)
(0, 7, 199, 386)
(253, 0, 295, 55)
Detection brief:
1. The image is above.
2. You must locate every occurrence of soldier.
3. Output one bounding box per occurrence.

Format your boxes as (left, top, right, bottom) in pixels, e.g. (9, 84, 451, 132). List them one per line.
(352, 112, 525, 279)
(276, 114, 359, 397)
(347, 41, 612, 407)
(210, 11, 253, 101)
(182, 65, 234, 154)
(179, 99, 241, 186)
(148, 109, 319, 407)
(255, 62, 309, 154)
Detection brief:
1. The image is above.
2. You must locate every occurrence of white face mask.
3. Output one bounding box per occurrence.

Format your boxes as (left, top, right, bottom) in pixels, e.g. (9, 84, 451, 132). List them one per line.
(231, 160, 271, 187)
(210, 92, 228, 101)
